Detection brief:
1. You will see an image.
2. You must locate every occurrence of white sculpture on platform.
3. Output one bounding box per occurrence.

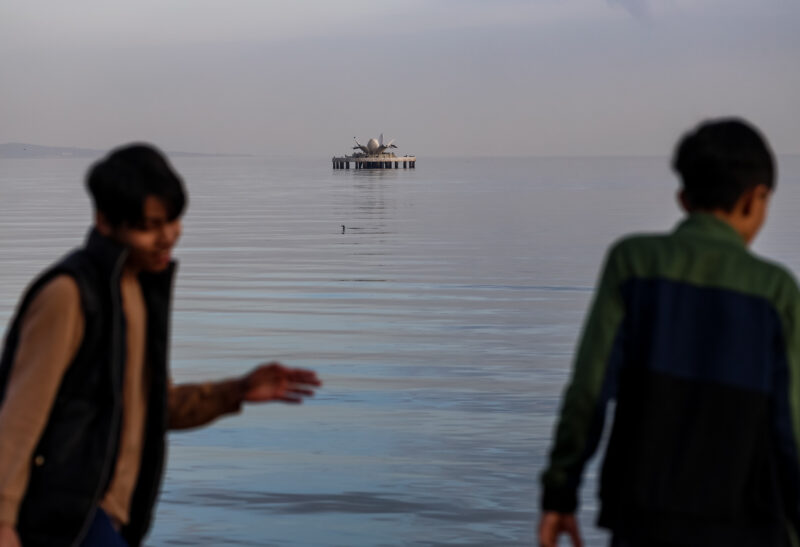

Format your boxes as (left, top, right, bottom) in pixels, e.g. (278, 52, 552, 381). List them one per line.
(353, 134, 397, 156)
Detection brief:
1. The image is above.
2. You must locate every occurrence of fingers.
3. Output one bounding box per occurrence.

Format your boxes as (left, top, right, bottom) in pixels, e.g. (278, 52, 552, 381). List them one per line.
(564, 515, 582, 547)
(288, 369, 322, 386)
(568, 527, 582, 547)
(245, 363, 321, 404)
(255, 363, 322, 386)
(539, 531, 556, 547)
(273, 386, 315, 398)
(253, 362, 289, 377)
(538, 513, 557, 547)
(272, 384, 316, 404)
(538, 512, 581, 547)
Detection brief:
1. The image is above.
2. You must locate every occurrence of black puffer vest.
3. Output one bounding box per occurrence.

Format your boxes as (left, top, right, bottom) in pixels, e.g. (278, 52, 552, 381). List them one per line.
(0, 229, 176, 547)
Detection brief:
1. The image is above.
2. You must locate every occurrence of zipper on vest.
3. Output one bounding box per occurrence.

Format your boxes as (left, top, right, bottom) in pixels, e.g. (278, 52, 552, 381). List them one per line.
(136, 264, 177, 536)
(70, 250, 128, 547)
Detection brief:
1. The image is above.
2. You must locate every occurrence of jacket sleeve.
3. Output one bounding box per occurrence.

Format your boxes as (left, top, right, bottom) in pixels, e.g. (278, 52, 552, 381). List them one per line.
(540, 243, 627, 513)
(773, 273, 800, 529)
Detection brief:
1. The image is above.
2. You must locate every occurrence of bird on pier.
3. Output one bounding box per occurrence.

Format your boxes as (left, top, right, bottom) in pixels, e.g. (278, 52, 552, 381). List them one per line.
(341, 225, 346, 234)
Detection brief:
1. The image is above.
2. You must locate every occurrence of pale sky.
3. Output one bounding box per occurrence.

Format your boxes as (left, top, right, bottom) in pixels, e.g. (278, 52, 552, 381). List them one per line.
(0, 0, 798, 157)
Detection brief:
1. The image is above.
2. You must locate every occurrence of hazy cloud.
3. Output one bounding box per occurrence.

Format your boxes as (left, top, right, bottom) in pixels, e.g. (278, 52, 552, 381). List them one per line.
(607, 0, 651, 20)
(0, 2, 798, 156)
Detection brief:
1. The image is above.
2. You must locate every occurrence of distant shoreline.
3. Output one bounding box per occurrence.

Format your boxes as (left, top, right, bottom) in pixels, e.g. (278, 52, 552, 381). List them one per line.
(3, 144, 796, 161)
(0, 143, 252, 160)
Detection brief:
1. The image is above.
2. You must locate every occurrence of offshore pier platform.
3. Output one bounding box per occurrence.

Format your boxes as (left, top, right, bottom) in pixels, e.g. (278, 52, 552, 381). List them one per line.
(332, 134, 416, 170)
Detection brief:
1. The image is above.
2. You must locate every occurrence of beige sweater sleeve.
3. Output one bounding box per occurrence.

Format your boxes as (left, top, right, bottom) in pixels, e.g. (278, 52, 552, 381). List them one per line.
(0, 276, 83, 526)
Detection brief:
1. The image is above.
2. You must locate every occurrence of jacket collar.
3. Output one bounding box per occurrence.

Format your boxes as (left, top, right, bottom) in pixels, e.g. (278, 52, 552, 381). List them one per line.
(84, 228, 128, 279)
(674, 213, 746, 248)
(83, 227, 177, 287)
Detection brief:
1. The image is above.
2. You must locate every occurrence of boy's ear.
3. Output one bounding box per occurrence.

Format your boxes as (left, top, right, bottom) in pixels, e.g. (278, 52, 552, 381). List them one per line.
(677, 189, 691, 212)
(736, 184, 769, 218)
(737, 188, 755, 217)
(95, 212, 113, 236)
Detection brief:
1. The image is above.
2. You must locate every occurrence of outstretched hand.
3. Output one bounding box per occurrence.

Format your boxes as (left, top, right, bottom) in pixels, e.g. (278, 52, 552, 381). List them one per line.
(240, 362, 321, 404)
(538, 511, 582, 547)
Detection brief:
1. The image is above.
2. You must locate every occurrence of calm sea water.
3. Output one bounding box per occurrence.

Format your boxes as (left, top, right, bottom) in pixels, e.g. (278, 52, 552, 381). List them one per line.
(1, 155, 799, 546)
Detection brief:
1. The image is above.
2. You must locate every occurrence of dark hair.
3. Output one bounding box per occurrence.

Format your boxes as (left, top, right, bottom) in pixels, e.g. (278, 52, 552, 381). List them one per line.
(672, 118, 775, 212)
(86, 143, 187, 227)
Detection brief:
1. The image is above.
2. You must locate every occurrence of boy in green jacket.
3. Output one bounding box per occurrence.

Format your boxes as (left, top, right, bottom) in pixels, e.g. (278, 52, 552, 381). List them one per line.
(540, 119, 800, 547)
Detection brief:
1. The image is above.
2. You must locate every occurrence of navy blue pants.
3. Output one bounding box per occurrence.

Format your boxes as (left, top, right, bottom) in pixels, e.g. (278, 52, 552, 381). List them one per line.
(80, 509, 128, 547)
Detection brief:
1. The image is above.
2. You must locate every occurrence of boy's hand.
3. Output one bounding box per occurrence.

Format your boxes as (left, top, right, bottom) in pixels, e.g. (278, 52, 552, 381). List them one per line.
(239, 362, 321, 403)
(538, 511, 582, 547)
(0, 525, 20, 547)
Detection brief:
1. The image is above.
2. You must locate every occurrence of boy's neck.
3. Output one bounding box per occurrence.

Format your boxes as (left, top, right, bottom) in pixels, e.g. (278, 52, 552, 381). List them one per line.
(122, 264, 141, 278)
(702, 210, 750, 245)
(680, 185, 769, 247)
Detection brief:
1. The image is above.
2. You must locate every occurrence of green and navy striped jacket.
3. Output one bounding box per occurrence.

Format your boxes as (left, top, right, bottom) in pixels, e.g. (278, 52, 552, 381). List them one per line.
(542, 213, 800, 546)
